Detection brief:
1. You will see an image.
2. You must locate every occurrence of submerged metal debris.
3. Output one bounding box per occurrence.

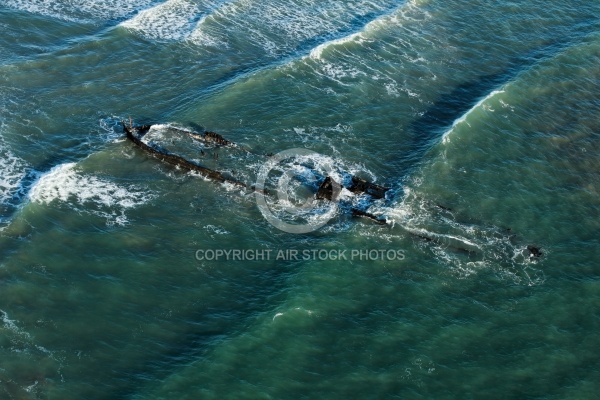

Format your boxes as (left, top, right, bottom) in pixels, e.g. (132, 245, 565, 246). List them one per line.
(124, 124, 246, 188)
(123, 122, 389, 225)
(122, 121, 541, 258)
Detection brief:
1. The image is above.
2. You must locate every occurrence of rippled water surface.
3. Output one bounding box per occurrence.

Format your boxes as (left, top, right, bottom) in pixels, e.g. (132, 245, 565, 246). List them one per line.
(0, 0, 599, 398)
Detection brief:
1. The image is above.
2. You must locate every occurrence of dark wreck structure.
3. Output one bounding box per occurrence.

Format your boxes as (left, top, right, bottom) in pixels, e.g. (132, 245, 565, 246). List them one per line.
(123, 122, 542, 259)
(124, 122, 389, 224)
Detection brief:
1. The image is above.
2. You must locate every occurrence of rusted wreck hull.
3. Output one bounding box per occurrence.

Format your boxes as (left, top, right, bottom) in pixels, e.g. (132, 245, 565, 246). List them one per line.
(124, 123, 390, 225)
(124, 123, 390, 202)
(316, 176, 389, 201)
(122, 123, 542, 256)
(124, 125, 246, 188)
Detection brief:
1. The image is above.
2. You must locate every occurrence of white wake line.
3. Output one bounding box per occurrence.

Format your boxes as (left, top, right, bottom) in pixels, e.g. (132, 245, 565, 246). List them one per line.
(441, 88, 506, 144)
(404, 226, 481, 250)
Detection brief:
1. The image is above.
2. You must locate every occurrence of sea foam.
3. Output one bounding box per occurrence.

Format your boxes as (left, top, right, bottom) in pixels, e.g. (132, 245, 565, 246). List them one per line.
(29, 163, 155, 225)
(120, 0, 201, 41)
(0, 145, 29, 208)
(3, 0, 159, 22)
(189, 0, 398, 54)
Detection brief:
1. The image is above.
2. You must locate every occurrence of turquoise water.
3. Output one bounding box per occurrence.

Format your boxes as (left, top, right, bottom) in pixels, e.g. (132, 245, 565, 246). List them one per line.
(1, 0, 599, 398)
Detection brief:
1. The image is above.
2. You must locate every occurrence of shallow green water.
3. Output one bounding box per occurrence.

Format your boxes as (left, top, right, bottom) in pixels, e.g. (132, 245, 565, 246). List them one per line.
(0, 0, 599, 398)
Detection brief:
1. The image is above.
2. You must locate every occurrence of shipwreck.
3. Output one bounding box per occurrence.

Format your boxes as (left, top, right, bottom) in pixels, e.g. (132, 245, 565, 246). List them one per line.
(122, 122, 542, 259)
(124, 122, 389, 224)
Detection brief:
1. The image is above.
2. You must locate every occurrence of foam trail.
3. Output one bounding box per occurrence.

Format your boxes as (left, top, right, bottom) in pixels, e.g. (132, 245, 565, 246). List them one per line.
(0, 309, 60, 397)
(382, 188, 544, 285)
(0, 310, 31, 339)
(442, 89, 505, 143)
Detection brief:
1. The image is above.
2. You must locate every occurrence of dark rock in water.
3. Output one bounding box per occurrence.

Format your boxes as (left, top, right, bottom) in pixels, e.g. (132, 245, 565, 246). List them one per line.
(348, 176, 389, 199)
(205, 131, 232, 146)
(316, 176, 341, 201)
(527, 245, 542, 258)
(437, 204, 452, 212)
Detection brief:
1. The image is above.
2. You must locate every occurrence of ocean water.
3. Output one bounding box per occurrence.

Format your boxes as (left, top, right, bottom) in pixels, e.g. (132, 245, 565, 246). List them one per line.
(0, 0, 599, 398)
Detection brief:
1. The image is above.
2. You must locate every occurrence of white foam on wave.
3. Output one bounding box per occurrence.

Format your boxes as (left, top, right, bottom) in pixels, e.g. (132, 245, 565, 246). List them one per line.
(306, 0, 429, 61)
(299, 0, 433, 97)
(1, 308, 53, 357)
(442, 89, 505, 144)
(3, 0, 159, 22)
(204, 224, 230, 235)
(189, 0, 398, 54)
(0, 119, 38, 230)
(29, 163, 155, 225)
(0, 143, 30, 208)
(309, 32, 363, 60)
(188, 13, 229, 47)
(120, 0, 201, 41)
(314, 62, 367, 84)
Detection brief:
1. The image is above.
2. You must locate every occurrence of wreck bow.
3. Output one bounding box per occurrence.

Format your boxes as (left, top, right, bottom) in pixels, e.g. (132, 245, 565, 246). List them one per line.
(123, 124, 247, 188)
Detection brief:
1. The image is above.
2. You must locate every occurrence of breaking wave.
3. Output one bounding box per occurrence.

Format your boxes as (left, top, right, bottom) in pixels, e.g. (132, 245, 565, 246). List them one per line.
(442, 89, 506, 144)
(307, 0, 430, 60)
(0, 129, 37, 229)
(2, 0, 160, 22)
(120, 0, 203, 41)
(0, 143, 30, 209)
(29, 163, 156, 225)
(187, 0, 400, 54)
(295, 0, 434, 96)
